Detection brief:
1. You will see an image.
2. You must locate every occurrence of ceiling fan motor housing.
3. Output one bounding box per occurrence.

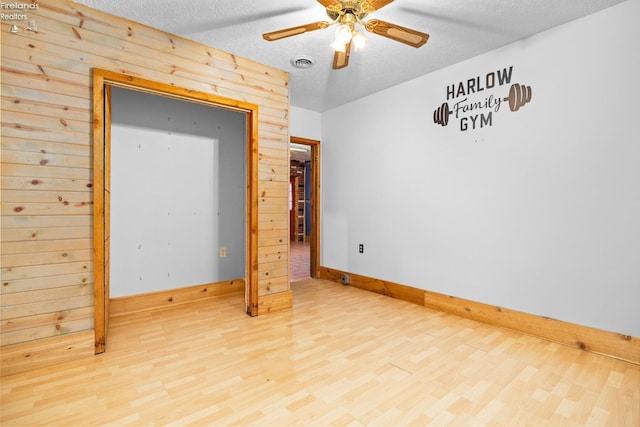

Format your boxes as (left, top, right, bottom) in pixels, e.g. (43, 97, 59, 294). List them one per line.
(327, 0, 371, 22)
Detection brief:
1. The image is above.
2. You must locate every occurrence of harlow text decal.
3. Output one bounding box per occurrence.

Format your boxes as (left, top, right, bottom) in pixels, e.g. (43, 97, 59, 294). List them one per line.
(433, 66, 532, 132)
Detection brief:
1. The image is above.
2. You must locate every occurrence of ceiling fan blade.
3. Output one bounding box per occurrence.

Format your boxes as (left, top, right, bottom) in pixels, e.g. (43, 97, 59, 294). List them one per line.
(365, 19, 429, 48)
(332, 40, 352, 69)
(364, 0, 395, 12)
(317, 0, 340, 7)
(262, 21, 330, 41)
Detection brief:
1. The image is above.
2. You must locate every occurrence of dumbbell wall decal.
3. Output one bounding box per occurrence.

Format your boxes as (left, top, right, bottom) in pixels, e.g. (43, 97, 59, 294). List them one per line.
(433, 83, 532, 127)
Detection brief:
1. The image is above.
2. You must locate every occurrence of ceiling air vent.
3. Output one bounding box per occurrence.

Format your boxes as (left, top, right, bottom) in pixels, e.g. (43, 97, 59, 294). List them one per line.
(290, 56, 316, 69)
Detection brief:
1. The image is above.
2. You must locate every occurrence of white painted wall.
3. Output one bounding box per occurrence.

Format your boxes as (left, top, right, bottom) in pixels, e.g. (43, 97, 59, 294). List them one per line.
(290, 105, 322, 140)
(110, 88, 246, 297)
(321, 0, 640, 336)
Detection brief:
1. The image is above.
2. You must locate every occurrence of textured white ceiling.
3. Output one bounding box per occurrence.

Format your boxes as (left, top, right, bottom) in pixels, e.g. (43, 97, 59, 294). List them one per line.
(74, 0, 627, 112)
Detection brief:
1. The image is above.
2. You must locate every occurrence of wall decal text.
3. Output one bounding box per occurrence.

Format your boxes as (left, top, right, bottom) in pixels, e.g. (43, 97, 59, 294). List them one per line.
(433, 66, 533, 132)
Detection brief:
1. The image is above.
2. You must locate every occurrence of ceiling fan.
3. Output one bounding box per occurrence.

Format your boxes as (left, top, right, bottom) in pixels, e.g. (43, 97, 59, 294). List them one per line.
(262, 0, 429, 70)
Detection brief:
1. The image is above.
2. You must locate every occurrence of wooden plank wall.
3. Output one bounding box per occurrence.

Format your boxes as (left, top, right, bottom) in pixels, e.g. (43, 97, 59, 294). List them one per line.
(0, 0, 290, 375)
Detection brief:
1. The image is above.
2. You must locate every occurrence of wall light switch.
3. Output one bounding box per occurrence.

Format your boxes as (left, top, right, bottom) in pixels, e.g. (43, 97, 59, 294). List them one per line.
(219, 247, 227, 258)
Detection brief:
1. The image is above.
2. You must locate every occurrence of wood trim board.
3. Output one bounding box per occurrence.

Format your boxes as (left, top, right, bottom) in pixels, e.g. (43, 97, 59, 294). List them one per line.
(258, 290, 293, 314)
(319, 267, 640, 364)
(109, 280, 245, 317)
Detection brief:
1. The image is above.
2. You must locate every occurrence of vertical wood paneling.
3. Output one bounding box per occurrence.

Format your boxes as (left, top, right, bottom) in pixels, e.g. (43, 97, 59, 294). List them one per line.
(0, 0, 290, 374)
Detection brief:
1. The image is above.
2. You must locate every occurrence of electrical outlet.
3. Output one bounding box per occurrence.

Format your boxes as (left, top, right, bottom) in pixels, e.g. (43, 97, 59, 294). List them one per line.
(358, 244, 364, 254)
(219, 247, 227, 258)
(341, 274, 350, 285)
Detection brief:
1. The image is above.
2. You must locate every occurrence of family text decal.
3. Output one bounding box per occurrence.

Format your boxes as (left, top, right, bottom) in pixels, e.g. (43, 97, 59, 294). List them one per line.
(433, 66, 532, 132)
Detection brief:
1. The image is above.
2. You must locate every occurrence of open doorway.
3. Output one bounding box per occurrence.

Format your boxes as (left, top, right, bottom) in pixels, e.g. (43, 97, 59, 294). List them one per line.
(289, 137, 320, 281)
(93, 69, 260, 353)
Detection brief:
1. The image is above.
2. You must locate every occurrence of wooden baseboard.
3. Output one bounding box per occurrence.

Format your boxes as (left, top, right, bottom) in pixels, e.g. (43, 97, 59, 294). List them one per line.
(319, 267, 425, 306)
(110, 279, 244, 317)
(319, 267, 639, 365)
(0, 330, 95, 377)
(258, 291, 293, 314)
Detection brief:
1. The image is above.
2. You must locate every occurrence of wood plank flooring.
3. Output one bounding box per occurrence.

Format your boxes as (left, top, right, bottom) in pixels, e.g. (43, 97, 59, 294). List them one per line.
(1, 279, 638, 426)
(290, 240, 311, 282)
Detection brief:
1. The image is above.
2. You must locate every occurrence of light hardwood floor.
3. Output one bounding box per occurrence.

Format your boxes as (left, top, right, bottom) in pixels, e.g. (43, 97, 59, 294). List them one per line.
(1, 279, 638, 426)
(290, 240, 311, 282)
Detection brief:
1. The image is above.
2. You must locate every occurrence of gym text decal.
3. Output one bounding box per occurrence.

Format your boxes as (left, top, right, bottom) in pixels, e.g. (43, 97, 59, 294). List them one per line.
(433, 66, 532, 132)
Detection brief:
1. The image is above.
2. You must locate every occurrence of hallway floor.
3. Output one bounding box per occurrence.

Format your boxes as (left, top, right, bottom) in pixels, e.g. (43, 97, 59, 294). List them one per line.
(290, 240, 310, 282)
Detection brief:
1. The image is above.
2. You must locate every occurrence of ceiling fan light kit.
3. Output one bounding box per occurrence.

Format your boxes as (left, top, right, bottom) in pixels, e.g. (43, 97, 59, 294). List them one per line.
(334, 23, 353, 43)
(352, 31, 368, 50)
(262, 0, 429, 69)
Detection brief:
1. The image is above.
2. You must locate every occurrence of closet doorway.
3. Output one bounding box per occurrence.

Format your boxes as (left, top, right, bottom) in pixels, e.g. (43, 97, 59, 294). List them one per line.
(289, 137, 320, 281)
(93, 70, 260, 353)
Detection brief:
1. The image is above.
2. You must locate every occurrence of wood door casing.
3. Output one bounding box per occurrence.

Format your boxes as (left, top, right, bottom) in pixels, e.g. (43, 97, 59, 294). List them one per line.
(93, 69, 260, 353)
(290, 137, 320, 278)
